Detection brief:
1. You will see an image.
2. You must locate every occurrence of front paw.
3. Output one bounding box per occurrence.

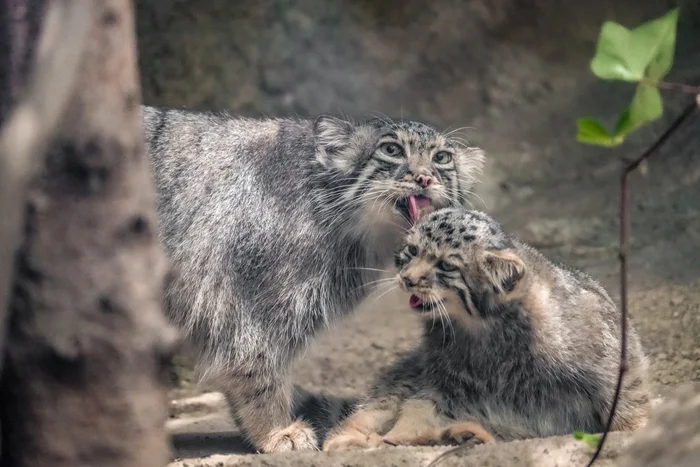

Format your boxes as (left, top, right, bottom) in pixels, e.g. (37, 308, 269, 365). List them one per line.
(383, 431, 436, 447)
(439, 422, 495, 447)
(261, 420, 318, 452)
(323, 428, 383, 452)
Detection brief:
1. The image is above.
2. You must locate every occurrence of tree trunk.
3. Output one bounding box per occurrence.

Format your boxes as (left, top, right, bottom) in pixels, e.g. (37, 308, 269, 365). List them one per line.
(0, 0, 44, 377)
(0, 1, 177, 466)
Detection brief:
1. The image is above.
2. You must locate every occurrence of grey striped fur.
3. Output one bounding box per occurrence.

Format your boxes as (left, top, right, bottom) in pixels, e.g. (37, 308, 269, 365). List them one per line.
(324, 208, 650, 450)
(141, 106, 484, 452)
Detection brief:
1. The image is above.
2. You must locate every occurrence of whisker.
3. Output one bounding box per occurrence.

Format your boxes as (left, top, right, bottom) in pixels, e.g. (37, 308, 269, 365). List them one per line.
(367, 284, 399, 309)
(358, 279, 396, 296)
(349, 267, 393, 273)
(437, 296, 455, 344)
(430, 291, 448, 347)
(443, 126, 476, 138)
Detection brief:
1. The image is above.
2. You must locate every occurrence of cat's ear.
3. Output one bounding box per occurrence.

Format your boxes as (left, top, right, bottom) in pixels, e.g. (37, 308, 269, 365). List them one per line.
(313, 116, 356, 170)
(481, 249, 526, 294)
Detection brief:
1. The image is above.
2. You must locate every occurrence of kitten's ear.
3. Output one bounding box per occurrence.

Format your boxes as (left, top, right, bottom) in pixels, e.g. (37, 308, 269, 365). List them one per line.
(481, 249, 526, 294)
(313, 116, 356, 169)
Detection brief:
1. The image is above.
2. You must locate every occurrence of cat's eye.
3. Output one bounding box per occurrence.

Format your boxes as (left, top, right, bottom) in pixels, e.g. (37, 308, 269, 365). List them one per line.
(438, 260, 458, 272)
(380, 142, 404, 157)
(433, 151, 453, 164)
(406, 245, 418, 256)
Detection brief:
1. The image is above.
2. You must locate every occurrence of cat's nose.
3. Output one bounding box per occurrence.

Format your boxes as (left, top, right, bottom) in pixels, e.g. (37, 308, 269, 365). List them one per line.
(401, 274, 428, 289)
(414, 174, 433, 187)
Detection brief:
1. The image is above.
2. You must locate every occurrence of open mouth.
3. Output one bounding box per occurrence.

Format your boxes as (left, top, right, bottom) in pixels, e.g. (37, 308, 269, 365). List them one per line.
(409, 294, 444, 313)
(395, 195, 432, 224)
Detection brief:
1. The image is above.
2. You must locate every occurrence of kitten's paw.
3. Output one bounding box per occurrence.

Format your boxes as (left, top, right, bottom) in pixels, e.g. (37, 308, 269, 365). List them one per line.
(261, 420, 318, 452)
(383, 432, 434, 447)
(440, 422, 495, 447)
(323, 428, 382, 451)
(383, 427, 441, 447)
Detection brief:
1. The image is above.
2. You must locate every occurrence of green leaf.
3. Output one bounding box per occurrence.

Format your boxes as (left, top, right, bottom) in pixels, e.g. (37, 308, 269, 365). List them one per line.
(576, 117, 620, 147)
(573, 431, 602, 449)
(628, 84, 663, 128)
(613, 108, 634, 136)
(614, 84, 663, 138)
(590, 8, 679, 82)
(591, 22, 641, 81)
(580, 84, 664, 148)
(635, 8, 678, 81)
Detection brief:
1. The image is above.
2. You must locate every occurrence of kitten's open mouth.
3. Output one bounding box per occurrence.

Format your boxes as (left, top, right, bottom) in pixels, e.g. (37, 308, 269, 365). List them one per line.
(409, 294, 444, 313)
(395, 195, 432, 224)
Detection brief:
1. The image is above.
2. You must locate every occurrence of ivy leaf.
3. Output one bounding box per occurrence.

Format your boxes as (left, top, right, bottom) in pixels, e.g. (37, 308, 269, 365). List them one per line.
(579, 84, 663, 147)
(635, 8, 678, 81)
(574, 431, 601, 449)
(576, 118, 615, 147)
(613, 108, 634, 137)
(590, 8, 679, 82)
(591, 22, 641, 81)
(627, 84, 663, 129)
(614, 84, 663, 139)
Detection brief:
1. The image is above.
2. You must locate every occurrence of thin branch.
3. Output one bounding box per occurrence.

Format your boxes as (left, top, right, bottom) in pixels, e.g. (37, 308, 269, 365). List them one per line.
(0, 0, 91, 324)
(641, 79, 700, 96)
(586, 98, 698, 467)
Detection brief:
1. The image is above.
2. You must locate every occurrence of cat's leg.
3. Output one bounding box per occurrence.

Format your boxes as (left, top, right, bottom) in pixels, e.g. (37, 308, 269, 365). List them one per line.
(291, 385, 358, 445)
(323, 348, 427, 452)
(322, 396, 401, 451)
(435, 421, 495, 446)
(381, 398, 444, 446)
(382, 399, 494, 447)
(224, 373, 318, 453)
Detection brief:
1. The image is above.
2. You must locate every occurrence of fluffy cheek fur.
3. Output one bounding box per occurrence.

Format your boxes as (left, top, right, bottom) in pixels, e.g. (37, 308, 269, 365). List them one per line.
(360, 178, 406, 221)
(402, 282, 484, 332)
(453, 147, 486, 197)
(440, 289, 486, 330)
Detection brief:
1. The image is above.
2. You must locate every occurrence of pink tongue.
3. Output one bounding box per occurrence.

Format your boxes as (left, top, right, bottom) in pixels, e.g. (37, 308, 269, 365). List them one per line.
(408, 195, 432, 224)
(409, 294, 423, 308)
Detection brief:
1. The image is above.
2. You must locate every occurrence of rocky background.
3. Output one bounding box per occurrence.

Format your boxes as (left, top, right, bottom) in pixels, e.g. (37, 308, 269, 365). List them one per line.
(134, 0, 700, 465)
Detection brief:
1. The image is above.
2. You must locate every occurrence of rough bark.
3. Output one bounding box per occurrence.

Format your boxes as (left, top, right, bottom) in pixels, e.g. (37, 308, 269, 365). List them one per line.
(0, 0, 89, 375)
(0, 0, 41, 380)
(0, 2, 10, 125)
(0, 0, 14, 383)
(0, 0, 41, 123)
(0, 1, 177, 466)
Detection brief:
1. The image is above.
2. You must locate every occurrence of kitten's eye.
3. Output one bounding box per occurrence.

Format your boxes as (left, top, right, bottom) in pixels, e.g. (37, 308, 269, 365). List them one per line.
(380, 142, 403, 157)
(406, 245, 418, 256)
(438, 260, 458, 272)
(433, 151, 453, 164)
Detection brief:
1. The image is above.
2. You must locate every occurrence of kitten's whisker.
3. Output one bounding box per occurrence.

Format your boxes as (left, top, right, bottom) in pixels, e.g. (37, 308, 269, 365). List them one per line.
(430, 292, 448, 347)
(353, 277, 399, 293)
(437, 296, 455, 343)
(367, 284, 399, 309)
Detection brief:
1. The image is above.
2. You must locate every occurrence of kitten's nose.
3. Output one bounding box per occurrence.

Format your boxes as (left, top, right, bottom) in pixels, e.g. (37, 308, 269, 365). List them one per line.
(401, 275, 416, 288)
(401, 274, 428, 289)
(414, 174, 433, 187)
